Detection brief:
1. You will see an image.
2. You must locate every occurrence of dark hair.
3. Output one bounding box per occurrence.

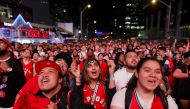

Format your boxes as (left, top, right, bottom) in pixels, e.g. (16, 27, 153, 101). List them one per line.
(82, 58, 102, 84)
(127, 44, 133, 50)
(158, 47, 166, 52)
(124, 50, 136, 57)
(98, 52, 104, 57)
(126, 57, 168, 109)
(114, 51, 124, 64)
(183, 51, 190, 59)
(136, 57, 162, 73)
(54, 52, 72, 68)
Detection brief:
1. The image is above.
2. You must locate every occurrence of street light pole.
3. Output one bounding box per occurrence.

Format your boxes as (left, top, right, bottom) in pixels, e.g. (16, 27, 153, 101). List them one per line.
(80, 11, 83, 39)
(80, 4, 91, 40)
(167, 2, 172, 37)
(152, 0, 172, 37)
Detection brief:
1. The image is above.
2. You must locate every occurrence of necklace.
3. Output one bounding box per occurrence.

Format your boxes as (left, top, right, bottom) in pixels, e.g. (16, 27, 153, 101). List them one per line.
(0, 56, 11, 62)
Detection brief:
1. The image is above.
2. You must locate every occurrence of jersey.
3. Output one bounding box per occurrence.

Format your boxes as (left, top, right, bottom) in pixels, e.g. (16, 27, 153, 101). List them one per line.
(83, 83, 107, 109)
(22, 60, 34, 81)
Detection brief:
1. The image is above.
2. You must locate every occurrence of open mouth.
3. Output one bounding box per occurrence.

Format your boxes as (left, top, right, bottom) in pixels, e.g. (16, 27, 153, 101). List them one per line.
(91, 71, 98, 76)
(131, 60, 137, 64)
(41, 78, 49, 84)
(147, 79, 157, 86)
(148, 80, 156, 83)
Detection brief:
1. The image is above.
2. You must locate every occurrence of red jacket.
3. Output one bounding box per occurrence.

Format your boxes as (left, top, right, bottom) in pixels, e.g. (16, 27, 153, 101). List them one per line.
(13, 77, 50, 109)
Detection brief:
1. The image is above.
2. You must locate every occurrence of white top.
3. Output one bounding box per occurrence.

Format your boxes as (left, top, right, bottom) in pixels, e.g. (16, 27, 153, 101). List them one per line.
(111, 88, 178, 109)
(38, 51, 45, 57)
(79, 51, 87, 61)
(94, 51, 100, 60)
(114, 68, 134, 91)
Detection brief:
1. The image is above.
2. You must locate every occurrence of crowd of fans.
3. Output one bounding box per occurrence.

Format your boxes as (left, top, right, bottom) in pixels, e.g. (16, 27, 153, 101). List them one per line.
(0, 37, 189, 109)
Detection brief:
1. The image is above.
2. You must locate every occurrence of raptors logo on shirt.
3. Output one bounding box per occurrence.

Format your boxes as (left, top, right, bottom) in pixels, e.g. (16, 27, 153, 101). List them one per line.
(83, 82, 107, 109)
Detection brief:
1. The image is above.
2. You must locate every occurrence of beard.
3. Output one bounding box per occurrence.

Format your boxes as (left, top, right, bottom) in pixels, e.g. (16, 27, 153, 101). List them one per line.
(126, 64, 137, 70)
(0, 49, 8, 56)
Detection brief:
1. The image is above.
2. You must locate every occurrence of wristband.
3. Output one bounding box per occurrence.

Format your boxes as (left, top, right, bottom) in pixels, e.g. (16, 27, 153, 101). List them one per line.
(109, 76, 115, 81)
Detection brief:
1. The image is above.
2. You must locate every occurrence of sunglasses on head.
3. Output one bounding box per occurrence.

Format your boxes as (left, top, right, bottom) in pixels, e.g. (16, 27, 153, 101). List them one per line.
(87, 60, 98, 66)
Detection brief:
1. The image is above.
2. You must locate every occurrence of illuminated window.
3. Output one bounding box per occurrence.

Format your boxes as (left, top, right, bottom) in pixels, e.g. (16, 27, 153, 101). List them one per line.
(125, 22, 131, 24)
(126, 25, 130, 28)
(140, 26, 144, 29)
(126, 4, 131, 6)
(125, 17, 131, 20)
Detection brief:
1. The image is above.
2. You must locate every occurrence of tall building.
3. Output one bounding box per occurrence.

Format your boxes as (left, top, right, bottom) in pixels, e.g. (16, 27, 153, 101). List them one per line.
(49, 0, 72, 24)
(112, 0, 145, 38)
(22, 0, 52, 25)
(125, 0, 144, 37)
(0, 0, 33, 23)
(0, 0, 13, 19)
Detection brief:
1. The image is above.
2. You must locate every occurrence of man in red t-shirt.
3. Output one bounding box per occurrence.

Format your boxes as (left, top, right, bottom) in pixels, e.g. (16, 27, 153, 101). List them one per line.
(21, 49, 34, 81)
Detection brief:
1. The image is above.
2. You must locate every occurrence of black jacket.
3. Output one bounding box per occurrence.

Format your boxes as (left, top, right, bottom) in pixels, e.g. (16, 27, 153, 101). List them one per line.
(0, 57, 26, 108)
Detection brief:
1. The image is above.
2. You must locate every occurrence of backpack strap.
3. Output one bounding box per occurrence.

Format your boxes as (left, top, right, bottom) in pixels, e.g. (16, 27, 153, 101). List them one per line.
(67, 90, 72, 109)
(125, 88, 132, 109)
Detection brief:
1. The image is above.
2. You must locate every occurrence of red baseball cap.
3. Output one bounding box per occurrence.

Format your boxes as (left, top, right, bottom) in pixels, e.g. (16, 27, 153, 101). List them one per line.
(35, 60, 61, 74)
(0, 38, 12, 47)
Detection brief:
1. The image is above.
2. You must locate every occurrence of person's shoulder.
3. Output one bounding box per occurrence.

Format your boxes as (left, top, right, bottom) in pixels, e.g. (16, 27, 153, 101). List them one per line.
(167, 95, 178, 109)
(115, 67, 126, 74)
(9, 56, 21, 63)
(114, 68, 127, 80)
(19, 77, 39, 95)
(115, 88, 127, 95)
(111, 88, 127, 108)
(174, 62, 186, 70)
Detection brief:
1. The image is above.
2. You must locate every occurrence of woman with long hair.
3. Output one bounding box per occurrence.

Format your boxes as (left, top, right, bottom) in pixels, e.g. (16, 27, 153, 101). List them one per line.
(111, 57, 178, 109)
(70, 58, 116, 109)
(114, 51, 125, 71)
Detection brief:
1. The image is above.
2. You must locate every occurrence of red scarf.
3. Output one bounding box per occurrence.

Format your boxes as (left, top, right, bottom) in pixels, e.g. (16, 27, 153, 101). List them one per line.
(130, 91, 164, 109)
(83, 83, 107, 109)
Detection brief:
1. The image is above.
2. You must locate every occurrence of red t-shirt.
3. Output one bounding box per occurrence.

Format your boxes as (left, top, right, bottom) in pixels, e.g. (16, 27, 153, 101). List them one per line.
(22, 60, 34, 81)
(83, 83, 107, 109)
(129, 91, 164, 109)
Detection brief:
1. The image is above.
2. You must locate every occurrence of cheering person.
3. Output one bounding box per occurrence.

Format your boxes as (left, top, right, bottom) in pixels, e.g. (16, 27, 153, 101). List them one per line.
(69, 58, 116, 109)
(111, 57, 178, 109)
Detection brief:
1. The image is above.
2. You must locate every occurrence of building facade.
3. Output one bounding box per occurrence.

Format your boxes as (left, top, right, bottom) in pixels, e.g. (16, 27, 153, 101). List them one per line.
(112, 0, 145, 38)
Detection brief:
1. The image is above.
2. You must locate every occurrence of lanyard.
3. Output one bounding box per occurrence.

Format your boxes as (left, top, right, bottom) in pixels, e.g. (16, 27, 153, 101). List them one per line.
(91, 81, 100, 105)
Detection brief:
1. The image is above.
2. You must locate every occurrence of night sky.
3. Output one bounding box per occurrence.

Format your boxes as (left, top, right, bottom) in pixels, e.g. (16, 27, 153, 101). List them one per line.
(66, 0, 113, 32)
(89, 0, 113, 31)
